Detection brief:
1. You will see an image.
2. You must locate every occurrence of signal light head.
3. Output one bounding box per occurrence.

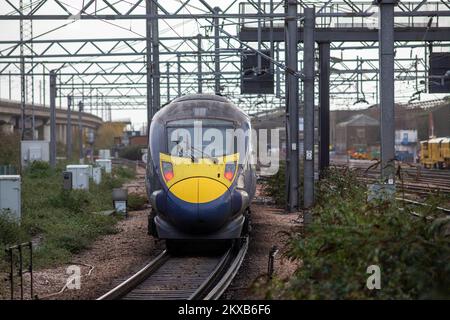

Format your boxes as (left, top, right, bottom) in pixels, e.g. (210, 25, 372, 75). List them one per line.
(162, 161, 174, 181)
(224, 162, 236, 181)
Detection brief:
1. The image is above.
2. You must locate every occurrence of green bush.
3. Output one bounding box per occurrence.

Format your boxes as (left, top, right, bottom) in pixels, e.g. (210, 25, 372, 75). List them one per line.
(261, 162, 286, 206)
(127, 193, 148, 211)
(262, 167, 450, 299)
(119, 145, 143, 161)
(260, 161, 303, 206)
(0, 212, 28, 245)
(101, 173, 124, 189)
(0, 131, 20, 169)
(25, 161, 53, 179)
(114, 165, 136, 180)
(48, 189, 92, 214)
(0, 212, 29, 272)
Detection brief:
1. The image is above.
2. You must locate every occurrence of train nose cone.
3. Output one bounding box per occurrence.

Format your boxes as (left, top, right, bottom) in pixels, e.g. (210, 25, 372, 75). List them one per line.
(169, 177, 228, 203)
(166, 177, 231, 233)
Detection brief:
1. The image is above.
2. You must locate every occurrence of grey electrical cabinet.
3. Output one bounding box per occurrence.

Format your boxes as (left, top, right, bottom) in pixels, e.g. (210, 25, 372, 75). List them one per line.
(21, 140, 50, 167)
(63, 171, 73, 190)
(66, 165, 90, 190)
(92, 167, 102, 185)
(0, 175, 21, 222)
(96, 159, 112, 173)
(99, 149, 111, 159)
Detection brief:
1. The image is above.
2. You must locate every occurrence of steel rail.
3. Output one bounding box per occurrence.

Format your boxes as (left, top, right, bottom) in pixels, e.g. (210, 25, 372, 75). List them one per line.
(97, 250, 170, 300)
(97, 237, 248, 300)
(203, 237, 249, 300)
(396, 197, 450, 215)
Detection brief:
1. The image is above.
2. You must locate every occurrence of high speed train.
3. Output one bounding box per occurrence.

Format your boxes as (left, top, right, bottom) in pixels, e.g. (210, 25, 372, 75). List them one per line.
(146, 94, 256, 251)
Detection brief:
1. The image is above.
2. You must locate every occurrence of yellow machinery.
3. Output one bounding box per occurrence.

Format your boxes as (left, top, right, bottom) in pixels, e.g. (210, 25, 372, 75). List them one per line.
(420, 137, 450, 169)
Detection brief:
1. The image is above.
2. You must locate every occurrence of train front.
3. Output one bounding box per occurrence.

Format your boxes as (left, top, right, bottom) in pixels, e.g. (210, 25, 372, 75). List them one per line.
(147, 95, 252, 240)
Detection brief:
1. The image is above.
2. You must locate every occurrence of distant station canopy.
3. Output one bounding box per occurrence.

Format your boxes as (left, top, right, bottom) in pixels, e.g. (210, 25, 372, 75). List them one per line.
(429, 52, 450, 93)
(241, 50, 274, 94)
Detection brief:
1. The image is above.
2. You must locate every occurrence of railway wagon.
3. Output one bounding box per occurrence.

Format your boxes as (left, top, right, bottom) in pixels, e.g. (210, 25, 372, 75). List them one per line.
(420, 137, 450, 169)
(146, 94, 256, 250)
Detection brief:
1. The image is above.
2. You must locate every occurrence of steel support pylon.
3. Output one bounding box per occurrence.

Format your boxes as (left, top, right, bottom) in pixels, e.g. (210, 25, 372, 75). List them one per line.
(49, 70, 56, 168)
(285, 0, 299, 213)
(377, 0, 397, 184)
(66, 95, 72, 161)
(303, 7, 315, 222)
(319, 42, 330, 176)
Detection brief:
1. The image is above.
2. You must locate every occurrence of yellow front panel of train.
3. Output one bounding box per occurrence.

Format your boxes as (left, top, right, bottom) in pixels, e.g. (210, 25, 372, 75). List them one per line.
(169, 178, 199, 203)
(160, 152, 239, 204)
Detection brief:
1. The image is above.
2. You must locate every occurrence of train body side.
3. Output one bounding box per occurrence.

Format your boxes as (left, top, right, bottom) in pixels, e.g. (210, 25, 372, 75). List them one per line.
(420, 137, 450, 169)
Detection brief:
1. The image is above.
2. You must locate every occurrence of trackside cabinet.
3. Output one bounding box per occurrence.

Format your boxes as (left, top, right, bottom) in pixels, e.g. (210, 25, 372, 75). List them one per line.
(66, 165, 90, 190)
(0, 175, 21, 222)
(92, 167, 102, 185)
(95, 159, 112, 173)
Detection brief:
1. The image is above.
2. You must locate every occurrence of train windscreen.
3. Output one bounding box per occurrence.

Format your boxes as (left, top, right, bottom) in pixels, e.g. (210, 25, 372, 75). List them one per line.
(167, 119, 240, 158)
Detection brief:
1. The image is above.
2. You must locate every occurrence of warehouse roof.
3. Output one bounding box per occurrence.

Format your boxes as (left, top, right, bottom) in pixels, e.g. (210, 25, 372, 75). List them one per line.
(337, 114, 379, 127)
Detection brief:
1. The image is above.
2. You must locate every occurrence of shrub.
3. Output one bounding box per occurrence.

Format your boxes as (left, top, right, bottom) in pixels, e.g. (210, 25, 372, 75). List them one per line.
(114, 165, 136, 180)
(127, 193, 148, 211)
(261, 162, 286, 206)
(262, 167, 450, 299)
(48, 190, 92, 214)
(260, 161, 303, 206)
(0, 212, 28, 245)
(119, 145, 143, 161)
(101, 173, 124, 189)
(25, 161, 53, 179)
(0, 131, 20, 169)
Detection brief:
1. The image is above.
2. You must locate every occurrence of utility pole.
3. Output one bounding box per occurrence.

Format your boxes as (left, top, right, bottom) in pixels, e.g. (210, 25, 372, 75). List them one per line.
(146, 0, 153, 139)
(78, 101, 84, 162)
(177, 53, 181, 97)
(42, 66, 45, 107)
(257, 0, 262, 72)
(197, 34, 202, 94)
(67, 95, 72, 161)
(214, 7, 221, 95)
(275, 43, 280, 98)
(19, 0, 26, 140)
(303, 7, 315, 222)
(377, 0, 397, 184)
(285, 0, 299, 213)
(49, 70, 56, 168)
(96, 88, 99, 117)
(151, 0, 160, 111)
(8, 71, 11, 100)
(39, 80, 41, 105)
(319, 42, 330, 176)
(166, 62, 170, 103)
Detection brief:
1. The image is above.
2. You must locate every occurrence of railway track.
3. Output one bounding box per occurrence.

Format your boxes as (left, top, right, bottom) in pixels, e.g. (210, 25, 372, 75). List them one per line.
(97, 238, 248, 300)
(331, 160, 450, 195)
(111, 158, 146, 171)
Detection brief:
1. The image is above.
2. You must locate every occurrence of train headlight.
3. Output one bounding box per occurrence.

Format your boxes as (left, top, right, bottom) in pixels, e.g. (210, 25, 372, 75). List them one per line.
(224, 162, 236, 181)
(162, 161, 174, 181)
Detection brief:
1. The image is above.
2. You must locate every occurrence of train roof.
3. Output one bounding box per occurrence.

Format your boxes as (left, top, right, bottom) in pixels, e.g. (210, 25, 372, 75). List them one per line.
(153, 94, 250, 125)
(421, 137, 450, 143)
(171, 94, 231, 104)
(428, 137, 450, 143)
